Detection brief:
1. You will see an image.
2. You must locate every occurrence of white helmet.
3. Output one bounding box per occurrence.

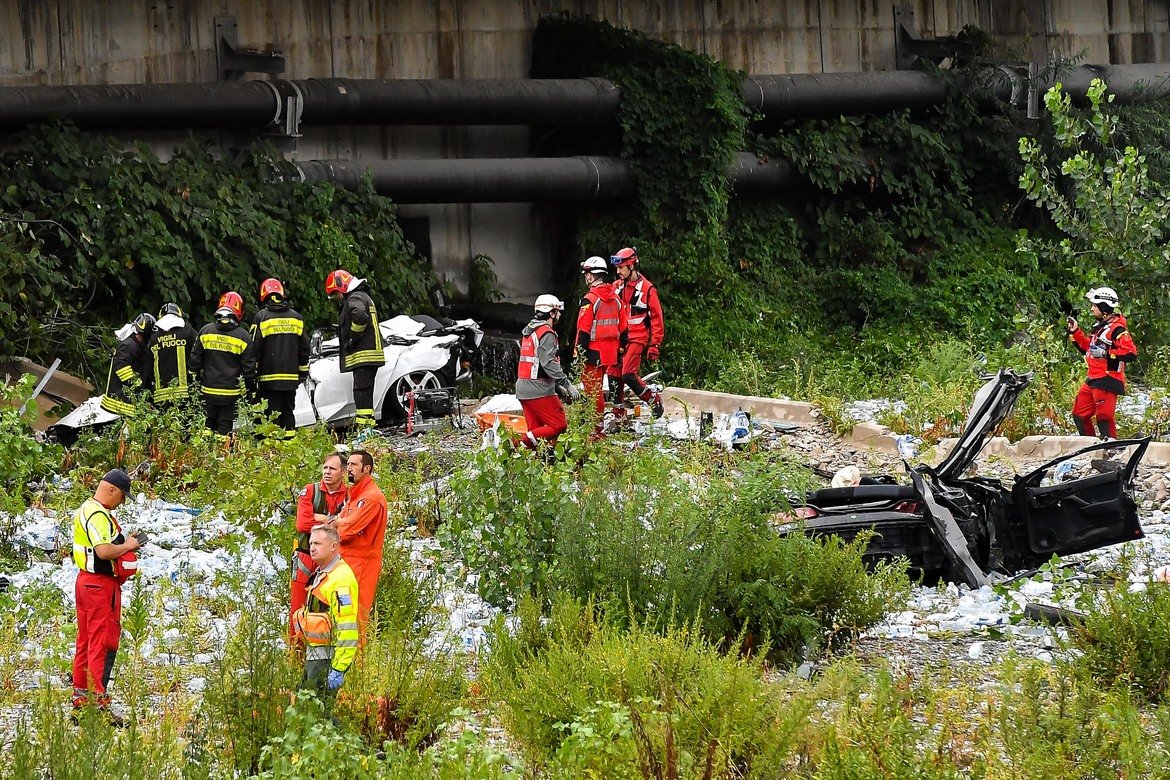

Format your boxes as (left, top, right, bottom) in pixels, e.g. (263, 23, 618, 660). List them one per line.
(580, 256, 609, 275)
(534, 294, 564, 315)
(1086, 286, 1119, 307)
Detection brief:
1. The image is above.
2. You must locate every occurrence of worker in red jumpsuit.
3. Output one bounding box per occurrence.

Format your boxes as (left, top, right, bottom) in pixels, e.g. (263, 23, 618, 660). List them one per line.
(71, 468, 141, 724)
(290, 451, 348, 641)
(1067, 286, 1138, 439)
(611, 247, 664, 418)
(516, 295, 579, 449)
(575, 256, 627, 431)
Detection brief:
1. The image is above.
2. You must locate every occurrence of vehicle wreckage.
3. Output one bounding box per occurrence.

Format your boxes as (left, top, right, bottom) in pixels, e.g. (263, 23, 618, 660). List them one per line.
(779, 369, 1149, 587)
(47, 314, 483, 443)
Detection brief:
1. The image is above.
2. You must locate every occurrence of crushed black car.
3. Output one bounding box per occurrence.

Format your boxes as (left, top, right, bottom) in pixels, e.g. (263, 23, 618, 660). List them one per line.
(778, 369, 1149, 587)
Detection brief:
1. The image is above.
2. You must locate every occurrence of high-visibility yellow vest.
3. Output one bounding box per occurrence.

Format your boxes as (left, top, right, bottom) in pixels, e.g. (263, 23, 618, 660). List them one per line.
(292, 556, 360, 671)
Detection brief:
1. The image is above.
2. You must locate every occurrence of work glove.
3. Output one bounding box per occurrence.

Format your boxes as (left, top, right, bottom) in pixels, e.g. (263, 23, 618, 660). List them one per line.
(326, 668, 346, 691)
(1066, 316, 1078, 333)
(1089, 344, 1108, 359)
(556, 381, 580, 404)
(647, 345, 660, 362)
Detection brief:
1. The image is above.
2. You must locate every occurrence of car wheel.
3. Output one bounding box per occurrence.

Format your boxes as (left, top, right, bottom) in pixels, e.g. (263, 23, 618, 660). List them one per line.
(385, 369, 445, 419)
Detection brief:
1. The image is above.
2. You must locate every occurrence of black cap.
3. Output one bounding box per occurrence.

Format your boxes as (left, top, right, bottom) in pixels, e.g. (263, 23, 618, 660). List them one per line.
(102, 468, 132, 494)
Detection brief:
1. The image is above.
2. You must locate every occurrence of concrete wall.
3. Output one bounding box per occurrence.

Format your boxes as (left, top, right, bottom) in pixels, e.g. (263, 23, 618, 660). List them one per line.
(0, 1, 1165, 301)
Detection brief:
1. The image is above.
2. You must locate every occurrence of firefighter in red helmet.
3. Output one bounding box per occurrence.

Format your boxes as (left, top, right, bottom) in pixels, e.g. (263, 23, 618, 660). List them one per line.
(324, 269, 386, 429)
(611, 247, 664, 418)
(251, 278, 310, 437)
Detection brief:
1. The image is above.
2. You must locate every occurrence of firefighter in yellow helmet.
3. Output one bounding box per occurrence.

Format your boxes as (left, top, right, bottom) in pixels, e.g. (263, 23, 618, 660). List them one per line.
(292, 523, 360, 697)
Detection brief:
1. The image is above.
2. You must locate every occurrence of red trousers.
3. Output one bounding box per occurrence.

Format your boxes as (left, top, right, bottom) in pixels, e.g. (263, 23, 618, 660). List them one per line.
(73, 572, 121, 707)
(519, 394, 567, 448)
(618, 342, 650, 400)
(289, 549, 314, 640)
(1072, 383, 1119, 438)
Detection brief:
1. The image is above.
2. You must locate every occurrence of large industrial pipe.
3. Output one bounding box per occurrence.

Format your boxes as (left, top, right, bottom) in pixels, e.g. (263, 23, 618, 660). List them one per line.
(0, 64, 1167, 132)
(297, 152, 801, 203)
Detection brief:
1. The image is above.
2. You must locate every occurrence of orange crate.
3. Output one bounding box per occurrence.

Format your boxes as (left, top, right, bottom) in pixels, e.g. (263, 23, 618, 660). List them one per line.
(475, 411, 528, 435)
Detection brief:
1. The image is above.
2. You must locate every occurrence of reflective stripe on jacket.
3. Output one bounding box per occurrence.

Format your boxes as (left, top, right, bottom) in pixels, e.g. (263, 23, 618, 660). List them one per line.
(101, 336, 147, 416)
(615, 272, 665, 347)
(518, 323, 555, 380)
(252, 302, 311, 389)
(297, 556, 360, 671)
(190, 317, 257, 398)
(149, 324, 198, 402)
(72, 498, 123, 577)
(1071, 313, 1137, 395)
(339, 288, 386, 372)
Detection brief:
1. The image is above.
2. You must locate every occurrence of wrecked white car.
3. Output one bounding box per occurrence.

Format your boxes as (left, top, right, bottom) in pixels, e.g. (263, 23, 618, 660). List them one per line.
(48, 314, 482, 442)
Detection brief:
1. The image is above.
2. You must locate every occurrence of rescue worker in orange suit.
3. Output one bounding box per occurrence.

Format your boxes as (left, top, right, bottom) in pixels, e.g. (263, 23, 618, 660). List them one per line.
(293, 524, 360, 697)
(290, 452, 348, 641)
(190, 292, 257, 438)
(325, 269, 386, 429)
(148, 303, 198, 406)
(71, 468, 141, 723)
(1067, 286, 1138, 440)
(100, 313, 155, 417)
(335, 449, 387, 628)
(516, 295, 580, 449)
(611, 247, 665, 418)
(251, 278, 310, 437)
(575, 256, 627, 430)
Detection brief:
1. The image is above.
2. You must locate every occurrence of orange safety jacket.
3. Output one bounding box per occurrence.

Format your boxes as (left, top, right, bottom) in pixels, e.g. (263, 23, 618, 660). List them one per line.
(1071, 313, 1137, 395)
(336, 475, 388, 561)
(518, 322, 556, 380)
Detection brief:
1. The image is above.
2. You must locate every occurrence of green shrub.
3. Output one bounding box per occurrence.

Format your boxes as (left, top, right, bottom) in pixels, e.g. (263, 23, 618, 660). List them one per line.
(0, 374, 64, 512)
(482, 596, 810, 775)
(199, 592, 299, 776)
(1066, 578, 1170, 702)
(988, 658, 1154, 778)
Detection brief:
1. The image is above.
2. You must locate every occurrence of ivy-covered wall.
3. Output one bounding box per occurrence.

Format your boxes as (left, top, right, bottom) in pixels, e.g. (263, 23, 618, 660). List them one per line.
(532, 16, 1072, 388)
(0, 124, 433, 384)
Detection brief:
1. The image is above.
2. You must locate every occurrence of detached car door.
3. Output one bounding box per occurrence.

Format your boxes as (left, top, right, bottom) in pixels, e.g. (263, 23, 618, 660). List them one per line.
(1012, 438, 1148, 563)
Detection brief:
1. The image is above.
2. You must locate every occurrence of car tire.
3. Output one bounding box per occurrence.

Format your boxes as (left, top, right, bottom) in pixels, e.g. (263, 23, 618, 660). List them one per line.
(385, 369, 448, 420)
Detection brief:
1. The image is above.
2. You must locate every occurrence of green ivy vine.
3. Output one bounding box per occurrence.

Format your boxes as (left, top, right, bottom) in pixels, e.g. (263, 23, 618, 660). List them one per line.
(0, 123, 433, 384)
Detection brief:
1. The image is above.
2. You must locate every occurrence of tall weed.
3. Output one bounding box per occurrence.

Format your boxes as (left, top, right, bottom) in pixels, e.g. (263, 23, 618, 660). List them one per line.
(482, 596, 810, 775)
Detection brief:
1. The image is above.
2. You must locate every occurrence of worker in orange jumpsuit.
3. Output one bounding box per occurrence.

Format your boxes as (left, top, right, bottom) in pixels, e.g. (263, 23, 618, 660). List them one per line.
(290, 452, 348, 640)
(575, 256, 627, 431)
(335, 448, 388, 628)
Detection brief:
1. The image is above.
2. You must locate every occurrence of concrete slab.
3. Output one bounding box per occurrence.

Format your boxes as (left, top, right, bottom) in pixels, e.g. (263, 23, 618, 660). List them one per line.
(661, 386, 818, 425)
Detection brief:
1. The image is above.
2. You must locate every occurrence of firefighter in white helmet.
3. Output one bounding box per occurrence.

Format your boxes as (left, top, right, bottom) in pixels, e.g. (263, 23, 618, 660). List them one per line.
(1066, 286, 1137, 439)
(515, 295, 579, 450)
(575, 256, 627, 433)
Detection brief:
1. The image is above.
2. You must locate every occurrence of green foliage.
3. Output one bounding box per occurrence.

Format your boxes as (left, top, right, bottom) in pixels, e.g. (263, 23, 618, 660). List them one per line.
(989, 658, 1156, 778)
(468, 253, 504, 303)
(0, 122, 433, 379)
(482, 596, 810, 774)
(199, 594, 299, 776)
(335, 539, 467, 751)
(1066, 576, 1170, 702)
(443, 441, 908, 662)
(1019, 78, 1170, 350)
(0, 374, 63, 511)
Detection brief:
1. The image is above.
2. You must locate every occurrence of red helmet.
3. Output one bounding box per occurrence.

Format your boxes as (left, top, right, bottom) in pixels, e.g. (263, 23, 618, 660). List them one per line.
(324, 269, 354, 297)
(610, 247, 638, 267)
(259, 277, 285, 302)
(217, 291, 244, 321)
